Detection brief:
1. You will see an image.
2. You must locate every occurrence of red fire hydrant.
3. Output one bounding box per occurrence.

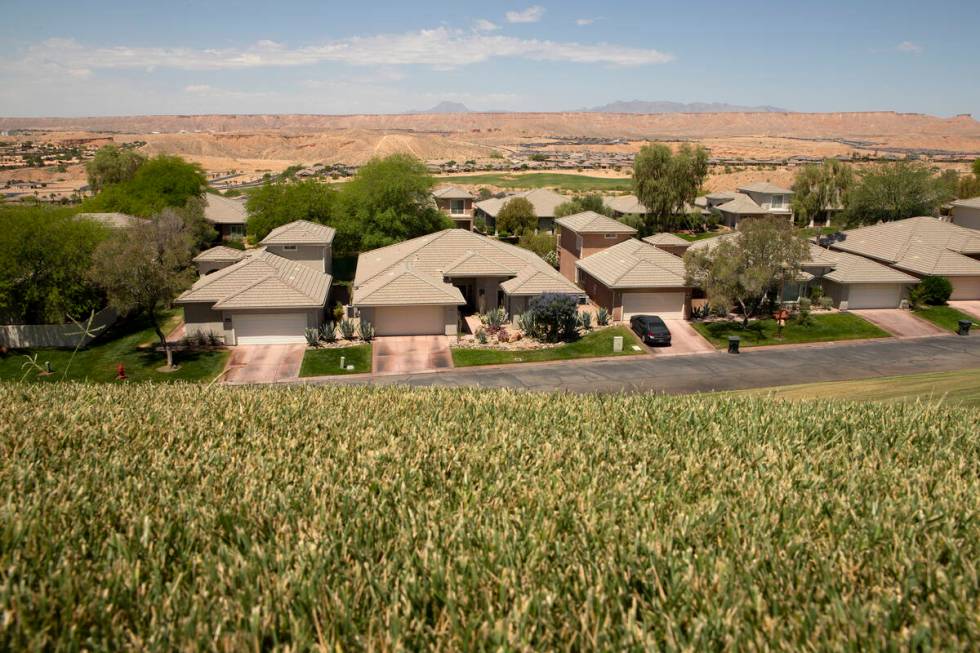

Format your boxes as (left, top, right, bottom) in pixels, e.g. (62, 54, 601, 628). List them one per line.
(115, 363, 127, 380)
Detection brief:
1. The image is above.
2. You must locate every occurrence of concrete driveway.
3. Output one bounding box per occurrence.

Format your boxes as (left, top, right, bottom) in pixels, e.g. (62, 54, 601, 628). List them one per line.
(851, 309, 945, 338)
(951, 301, 980, 321)
(657, 319, 716, 355)
(373, 335, 453, 375)
(222, 344, 305, 384)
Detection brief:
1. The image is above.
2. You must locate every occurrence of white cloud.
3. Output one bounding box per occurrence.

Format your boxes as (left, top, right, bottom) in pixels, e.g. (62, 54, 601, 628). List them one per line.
(474, 19, 499, 32)
(506, 6, 545, 23)
(183, 84, 213, 94)
(7, 29, 673, 72)
(576, 18, 595, 26)
(896, 41, 924, 54)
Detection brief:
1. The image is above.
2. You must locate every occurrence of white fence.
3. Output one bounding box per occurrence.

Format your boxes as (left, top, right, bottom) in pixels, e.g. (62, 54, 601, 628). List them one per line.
(0, 308, 118, 349)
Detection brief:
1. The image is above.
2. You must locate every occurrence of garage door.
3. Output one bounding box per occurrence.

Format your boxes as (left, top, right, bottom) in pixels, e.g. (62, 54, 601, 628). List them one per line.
(621, 291, 686, 320)
(949, 276, 980, 300)
(846, 284, 903, 309)
(372, 306, 446, 336)
(235, 312, 308, 344)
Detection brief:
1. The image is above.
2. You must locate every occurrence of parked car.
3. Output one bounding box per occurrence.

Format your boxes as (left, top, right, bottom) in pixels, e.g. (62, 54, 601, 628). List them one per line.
(629, 315, 672, 346)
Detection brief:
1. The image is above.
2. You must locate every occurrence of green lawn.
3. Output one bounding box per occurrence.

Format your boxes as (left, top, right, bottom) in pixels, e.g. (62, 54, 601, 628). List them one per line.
(914, 305, 978, 333)
(692, 312, 890, 348)
(676, 230, 724, 242)
(439, 173, 632, 192)
(452, 326, 643, 367)
(730, 368, 980, 408)
(300, 344, 372, 376)
(0, 312, 229, 383)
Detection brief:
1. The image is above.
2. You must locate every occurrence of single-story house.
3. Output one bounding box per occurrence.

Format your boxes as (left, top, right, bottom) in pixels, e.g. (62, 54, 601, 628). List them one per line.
(193, 245, 246, 276)
(950, 197, 980, 231)
(177, 220, 334, 344)
(204, 194, 248, 241)
(352, 228, 583, 336)
(605, 194, 648, 217)
(555, 211, 637, 282)
(827, 216, 980, 299)
(176, 250, 331, 345)
(259, 219, 335, 274)
(576, 239, 691, 321)
(75, 212, 147, 229)
(642, 232, 692, 258)
(432, 185, 476, 230)
(474, 188, 567, 233)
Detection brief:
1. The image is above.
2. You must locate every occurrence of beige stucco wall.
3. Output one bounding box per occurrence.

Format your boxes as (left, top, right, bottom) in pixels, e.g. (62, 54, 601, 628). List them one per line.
(195, 260, 236, 276)
(182, 303, 225, 340)
(951, 205, 980, 231)
(264, 244, 332, 274)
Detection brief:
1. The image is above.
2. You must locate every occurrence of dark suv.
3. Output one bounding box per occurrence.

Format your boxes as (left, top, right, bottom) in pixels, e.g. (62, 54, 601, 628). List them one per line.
(629, 315, 672, 346)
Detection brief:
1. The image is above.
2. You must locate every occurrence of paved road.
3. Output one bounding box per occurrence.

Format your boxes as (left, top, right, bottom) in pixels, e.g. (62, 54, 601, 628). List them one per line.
(303, 334, 980, 394)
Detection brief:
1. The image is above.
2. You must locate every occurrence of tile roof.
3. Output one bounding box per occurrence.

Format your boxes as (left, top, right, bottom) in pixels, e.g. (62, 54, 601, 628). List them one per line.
(433, 185, 475, 200)
(500, 268, 585, 296)
(737, 182, 794, 195)
(555, 210, 636, 234)
(203, 194, 247, 225)
(605, 194, 648, 215)
(177, 249, 331, 309)
(353, 229, 580, 305)
(474, 188, 568, 218)
(952, 196, 980, 209)
(829, 216, 980, 276)
(576, 239, 687, 289)
(193, 245, 247, 263)
(642, 232, 690, 246)
(813, 245, 919, 285)
(260, 219, 336, 246)
(716, 193, 766, 215)
(353, 266, 465, 306)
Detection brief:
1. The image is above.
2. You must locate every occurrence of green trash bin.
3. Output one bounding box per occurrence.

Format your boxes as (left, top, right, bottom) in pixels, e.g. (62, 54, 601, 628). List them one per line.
(727, 335, 740, 354)
(958, 320, 972, 336)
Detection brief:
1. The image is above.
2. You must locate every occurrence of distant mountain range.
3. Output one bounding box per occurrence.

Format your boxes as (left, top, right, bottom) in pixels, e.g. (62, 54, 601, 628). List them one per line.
(405, 101, 471, 114)
(584, 100, 789, 114)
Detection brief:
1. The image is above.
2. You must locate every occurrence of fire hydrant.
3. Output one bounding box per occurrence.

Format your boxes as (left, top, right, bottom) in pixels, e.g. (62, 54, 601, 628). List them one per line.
(115, 363, 127, 380)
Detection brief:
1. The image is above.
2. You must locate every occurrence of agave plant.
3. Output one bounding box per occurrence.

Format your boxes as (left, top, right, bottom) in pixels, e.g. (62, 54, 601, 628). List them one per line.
(578, 311, 593, 331)
(320, 321, 337, 343)
(304, 328, 321, 347)
(596, 306, 610, 326)
(338, 318, 358, 340)
(359, 320, 375, 342)
(517, 312, 538, 339)
(480, 307, 509, 334)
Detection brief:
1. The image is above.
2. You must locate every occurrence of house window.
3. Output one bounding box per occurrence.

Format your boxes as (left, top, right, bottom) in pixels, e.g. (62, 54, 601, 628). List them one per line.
(604, 233, 617, 239)
(450, 199, 465, 215)
(770, 195, 784, 209)
(229, 224, 245, 238)
(283, 245, 297, 251)
(576, 234, 583, 251)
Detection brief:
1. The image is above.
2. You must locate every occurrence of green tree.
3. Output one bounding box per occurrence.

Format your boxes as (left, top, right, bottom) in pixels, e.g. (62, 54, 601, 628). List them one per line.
(633, 143, 709, 232)
(246, 180, 337, 243)
(517, 231, 556, 259)
(845, 162, 953, 226)
(973, 158, 980, 177)
(0, 206, 108, 324)
(82, 155, 207, 217)
(335, 154, 451, 251)
(496, 197, 537, 236)
(554, 193, 612, 218)
(791, 159, 854, 226)
(85, 145, 146, 191)
(684, 217, 809, 326)
(89, 211, 195, 368)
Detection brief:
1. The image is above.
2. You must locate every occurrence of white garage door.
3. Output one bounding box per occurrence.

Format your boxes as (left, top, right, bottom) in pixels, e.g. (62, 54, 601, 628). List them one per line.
(621, 291, 686, 320)
(950, 276, 980, 300)
(235, 312, 308, 344)
(372, 306, 446, 336)
(846, 284, 903, 309)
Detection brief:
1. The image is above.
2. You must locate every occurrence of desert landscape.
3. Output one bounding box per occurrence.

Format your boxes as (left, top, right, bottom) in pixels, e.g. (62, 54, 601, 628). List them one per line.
(3, 110, 980, 199)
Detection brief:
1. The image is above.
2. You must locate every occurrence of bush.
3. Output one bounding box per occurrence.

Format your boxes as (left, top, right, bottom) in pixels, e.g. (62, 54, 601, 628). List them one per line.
(479, 307, 508, 334)
(475, 328, 488, 344)
(596, 306, 611, 326)
(578, 311, 593, 331)
(339, 319, 358, 340)
(526, 293, 579, 342)
(359, 320, 375, 342)
(809, 284, 824, 301)
(818, 296, 834, 311)
(332, 302, 345, 323)
(516, 311, 536, 335)
(914, 276, 953, 306)
(304, 328, 321, 347)
(797, 298, 812, 326)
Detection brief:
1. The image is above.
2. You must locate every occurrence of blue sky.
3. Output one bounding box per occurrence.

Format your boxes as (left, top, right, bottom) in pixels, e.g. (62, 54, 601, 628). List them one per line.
(1, 0, 978, 117)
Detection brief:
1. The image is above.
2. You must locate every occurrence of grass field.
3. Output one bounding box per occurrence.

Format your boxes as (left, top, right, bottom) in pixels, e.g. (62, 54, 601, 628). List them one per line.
(0, 312, 229, 383)
(1, 383, 978, 649)
(300, 344, 372, 376)
(692, 313, 890, 348)
(451, 326, 643, 366)
(914, 305, 977, 333)
(439, 172, 632, 192)
(730, 367, 980, 407)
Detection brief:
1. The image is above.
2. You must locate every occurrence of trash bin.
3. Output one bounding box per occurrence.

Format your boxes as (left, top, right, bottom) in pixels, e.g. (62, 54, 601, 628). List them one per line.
(958, 320, 972, 336)
(727, 336, 740, 354)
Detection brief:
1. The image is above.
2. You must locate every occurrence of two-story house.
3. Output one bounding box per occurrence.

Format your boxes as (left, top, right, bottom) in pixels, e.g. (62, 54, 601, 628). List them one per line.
(555, 211, 637, 282)
(432, 185, 475, 230)
(710, 183, 794, 229)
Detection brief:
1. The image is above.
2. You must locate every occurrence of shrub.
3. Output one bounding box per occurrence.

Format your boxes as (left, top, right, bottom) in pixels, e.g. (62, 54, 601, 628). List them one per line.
(809, 284, 824, 301)
(320, 321, 337, 343)
(516, 311, 537, 335)
(914, 276, 953, 306)
(332, 302, 345, 323)
(818, 296, 834, 311)
(797, 298, 813, 326)
(526, 293, 579, 342)
(578, 311, 593, 331)
(359, 320, 375, 342)
(304, 328, 321, 347)
(206, 330, 222, 347)
(479, 307, 508, 334)
(596, 306, 610, 326)
(475, 328, 488, 344)
(339, 318, 358, 340)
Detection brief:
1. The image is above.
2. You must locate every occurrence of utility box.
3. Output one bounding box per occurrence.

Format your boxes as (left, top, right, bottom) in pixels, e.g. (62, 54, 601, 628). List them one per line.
(612, 336, 623, 352)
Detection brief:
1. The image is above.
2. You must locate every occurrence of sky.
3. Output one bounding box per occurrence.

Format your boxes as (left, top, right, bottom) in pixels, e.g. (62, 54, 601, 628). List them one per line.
(1, 0, 978, 117)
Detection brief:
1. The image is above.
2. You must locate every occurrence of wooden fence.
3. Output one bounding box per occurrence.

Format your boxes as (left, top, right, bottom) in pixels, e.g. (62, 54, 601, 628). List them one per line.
(0, 308, 118, 349)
